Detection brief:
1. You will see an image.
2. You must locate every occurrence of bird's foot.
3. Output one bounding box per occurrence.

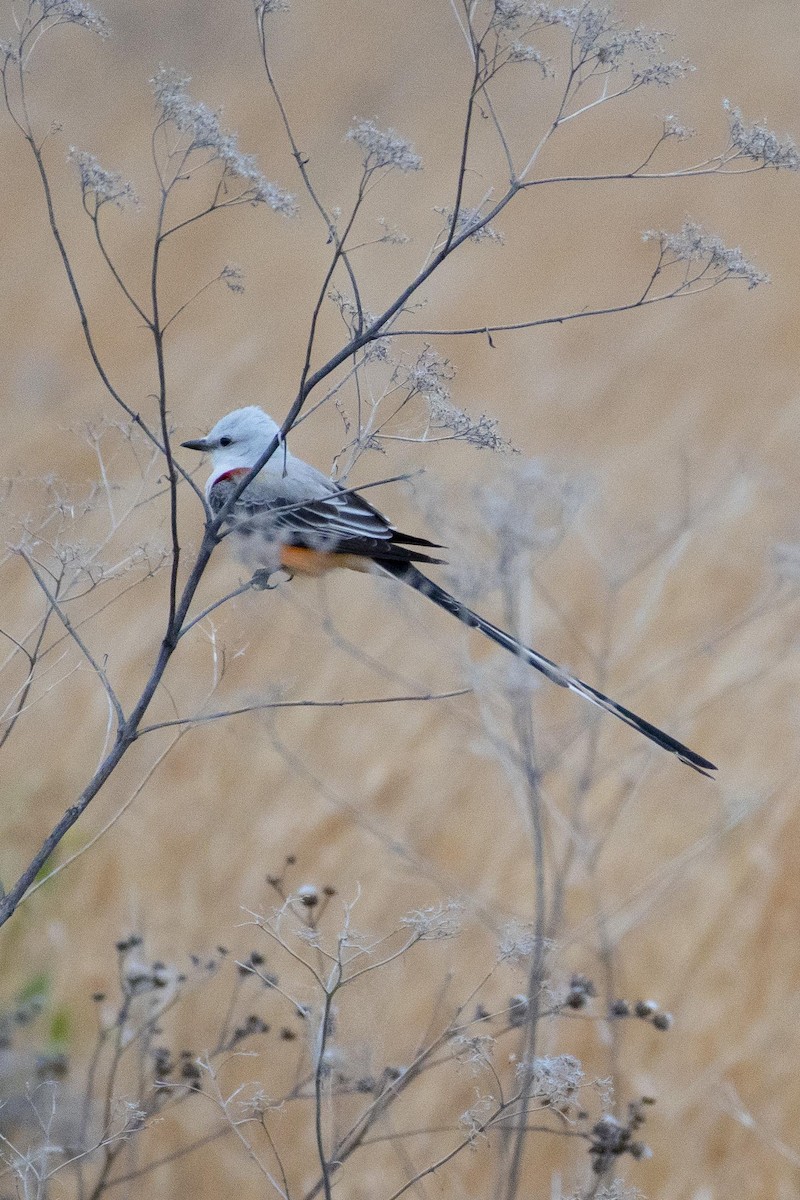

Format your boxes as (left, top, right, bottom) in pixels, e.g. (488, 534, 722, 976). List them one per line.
(250, 568, 292, 590)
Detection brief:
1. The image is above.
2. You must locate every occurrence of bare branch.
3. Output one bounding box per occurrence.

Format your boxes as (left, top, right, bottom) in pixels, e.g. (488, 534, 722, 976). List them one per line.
(137, 689, 471, 736)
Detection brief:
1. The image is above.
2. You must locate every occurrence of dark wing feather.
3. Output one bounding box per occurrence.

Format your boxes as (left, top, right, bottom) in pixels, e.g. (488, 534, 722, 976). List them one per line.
(211, 475, 445, 565)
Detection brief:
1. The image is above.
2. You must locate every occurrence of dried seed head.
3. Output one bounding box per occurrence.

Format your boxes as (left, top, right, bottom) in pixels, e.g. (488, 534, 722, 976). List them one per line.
(400, 901, 462, 940)
(566, 973, 597, 1009)
(634, 999, 659, 1018)
(150, 67, 297, 215)
(347, 118, 422, 172)
(724, 100, 800, 171)
(517, 1053, 584, 1105)
(38, 0, 108, 36)
(509, 994, 529, 1026)
(643, 219, 769, 289)
(68, 148, 137, 207)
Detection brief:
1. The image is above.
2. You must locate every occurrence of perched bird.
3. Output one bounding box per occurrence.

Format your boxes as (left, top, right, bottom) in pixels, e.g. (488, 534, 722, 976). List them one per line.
(182, 406, 716, 776)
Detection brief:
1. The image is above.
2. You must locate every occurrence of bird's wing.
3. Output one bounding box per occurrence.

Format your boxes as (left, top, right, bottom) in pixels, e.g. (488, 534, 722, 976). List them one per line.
(209, 469, 444, 563)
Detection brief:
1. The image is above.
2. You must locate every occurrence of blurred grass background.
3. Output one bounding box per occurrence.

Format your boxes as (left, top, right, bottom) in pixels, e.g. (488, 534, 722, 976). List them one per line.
(1, 0, 800, 1195)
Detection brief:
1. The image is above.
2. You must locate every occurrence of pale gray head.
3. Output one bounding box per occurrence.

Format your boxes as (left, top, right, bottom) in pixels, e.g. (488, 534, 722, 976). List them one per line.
(181, 406, 282, 474)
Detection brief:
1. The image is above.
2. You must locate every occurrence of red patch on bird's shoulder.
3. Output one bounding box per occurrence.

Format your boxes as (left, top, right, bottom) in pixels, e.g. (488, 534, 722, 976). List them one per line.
(211, 467, 251, 486)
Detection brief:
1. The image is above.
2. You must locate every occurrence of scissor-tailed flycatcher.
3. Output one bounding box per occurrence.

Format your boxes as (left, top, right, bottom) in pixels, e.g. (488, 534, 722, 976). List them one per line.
(182, 406, 716, 776)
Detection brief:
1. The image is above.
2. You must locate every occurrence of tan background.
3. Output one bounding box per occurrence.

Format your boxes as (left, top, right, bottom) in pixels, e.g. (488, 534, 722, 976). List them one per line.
(1, 1, 799, 1196)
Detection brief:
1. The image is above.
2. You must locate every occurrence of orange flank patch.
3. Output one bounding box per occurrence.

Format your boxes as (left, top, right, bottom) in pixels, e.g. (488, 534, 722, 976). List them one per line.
(279, 545, 374, 576)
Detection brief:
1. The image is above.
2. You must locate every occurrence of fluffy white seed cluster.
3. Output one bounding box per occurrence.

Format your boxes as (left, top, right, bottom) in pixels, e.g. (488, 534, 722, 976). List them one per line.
(593, 1182, 644, 1200)
(458, 1094, 495, 1142)
(400, 901, 462, 940)
(643, 219, 769, 289)
(151, 67, 297, 215)
(508, 42, 552, 76)
(498, 920, 540, 963)
(491, 2, 690, 88)
(517, 1052, 584, 1105)
(453, 1033, 496, 1072)
(435, 205, 504, 245)
(401, 347, 454, 404)
(68, 148, 137, 208)
(38, 0, 108, 35)
(429, 398, 505, 451)
(346, 119, 422, 173)
(633, 58, 690, 87)
(724, 100, 800, 171)
(663, 113, 695, 140)
(491, 0, 557, 29)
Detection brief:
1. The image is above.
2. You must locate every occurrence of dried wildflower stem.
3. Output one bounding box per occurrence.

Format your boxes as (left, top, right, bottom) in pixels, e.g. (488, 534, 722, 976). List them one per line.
(449, 0, 475, 60)
(0, 654, 79, 737)
(199, 1065, 290, 1200)
(360, 1120, 586, 1147)
(86, 1001, 138, 1200)
(250, 913, 326, 987)
(83, 976, 201, 1200)
(255, 6, 364, 329)
(87, 203, 149, 323)
(0, 39, 175, 476)
(383, 1087, 535, 1200)
(500, 669, 550, 1200)
(314, 986, 335, 1200)
(296, 177, 371, 405)
(442, 45, 482, 255)
(0, 627, 172, 925)
(149, 186, 182, 627)
(23, 722, 191, 903)
(137, 690, 471, 735)
(176, 578, 265, 639)
(161, 270, 232, 334)
(0, 597, 57, 751)
(238, 960, 308, 1018)
(19, 549, 124, 729)
(32, 565, 163, 683)
(304, 980, 513, 1198)
(104, 1125, 233, 1191)
(80, 1021, 110, 1153)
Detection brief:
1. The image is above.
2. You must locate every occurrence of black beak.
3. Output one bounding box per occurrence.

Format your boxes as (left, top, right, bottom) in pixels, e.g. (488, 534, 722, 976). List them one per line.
(181, 437, 211, 452)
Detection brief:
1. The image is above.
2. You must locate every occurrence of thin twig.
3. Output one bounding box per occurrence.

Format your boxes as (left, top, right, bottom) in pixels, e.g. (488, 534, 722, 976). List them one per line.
(137, 689, 470, 735)
(19, 549, 124, 729)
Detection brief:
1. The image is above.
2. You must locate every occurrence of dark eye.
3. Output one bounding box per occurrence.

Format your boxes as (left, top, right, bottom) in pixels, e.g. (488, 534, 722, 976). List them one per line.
(219, 435, 233, 447)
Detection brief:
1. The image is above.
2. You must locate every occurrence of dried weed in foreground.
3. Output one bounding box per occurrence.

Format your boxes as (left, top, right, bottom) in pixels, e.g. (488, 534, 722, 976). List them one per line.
(0, 865, 675, 1199)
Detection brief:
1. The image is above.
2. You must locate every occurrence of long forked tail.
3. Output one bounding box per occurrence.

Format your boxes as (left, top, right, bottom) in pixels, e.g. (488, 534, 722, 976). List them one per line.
(380, 561, 716, 777)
